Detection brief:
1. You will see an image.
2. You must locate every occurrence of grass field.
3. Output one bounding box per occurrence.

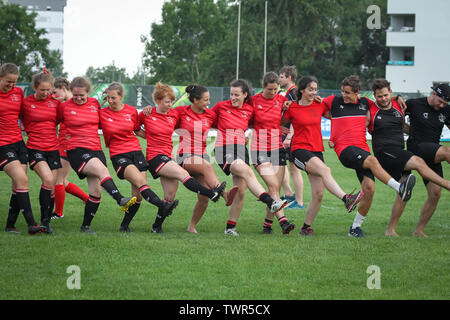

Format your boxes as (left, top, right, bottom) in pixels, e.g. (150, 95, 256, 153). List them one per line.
(0, 138, 449, 300)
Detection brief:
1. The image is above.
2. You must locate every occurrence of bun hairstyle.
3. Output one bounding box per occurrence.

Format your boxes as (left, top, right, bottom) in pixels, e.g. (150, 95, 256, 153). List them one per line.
(31, 69, 54, 89)
(295, 76, 318, 100)
(185, 84, 208, 103)
(70, 76, 91, 93)
(230, 79, 253, 103)
(152, 81, 175, 102)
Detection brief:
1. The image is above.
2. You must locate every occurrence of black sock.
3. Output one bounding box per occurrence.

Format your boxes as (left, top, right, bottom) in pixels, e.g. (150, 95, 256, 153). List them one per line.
(139, 185, 163, 207)
(100, 177, 123, 204)
(121, 201, 141, 227)
(39, 185, 52, 224)
(263, 218, 273, 229)
(153, 200, 175, 228)
(82, 195, 101, 227)
(15, 189, 37, 226)
(6, 192, 20, 228)
(182, 177, 214, 199)
(226, 220, 236, 230)
(258, 192, 274, 208)
(342, 195, 347, 202)
(303, 223, 311, 229)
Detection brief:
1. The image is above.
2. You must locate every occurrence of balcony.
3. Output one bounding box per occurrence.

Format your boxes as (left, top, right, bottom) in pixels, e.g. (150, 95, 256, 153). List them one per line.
(387, 47, 414, 66)
(387, 14, 415, 32)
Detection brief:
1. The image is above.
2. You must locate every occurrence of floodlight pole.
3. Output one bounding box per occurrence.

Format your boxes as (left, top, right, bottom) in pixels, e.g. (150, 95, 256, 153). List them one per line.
(236, 0, 241, 80)
(263, 1, 267, 75)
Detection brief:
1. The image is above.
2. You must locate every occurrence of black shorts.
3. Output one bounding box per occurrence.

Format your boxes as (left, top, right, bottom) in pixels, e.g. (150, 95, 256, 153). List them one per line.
(67, 148, 107, 180)
(251, 148, 287, 167)
(177, 153, 211, 167)
(407, 142, 443, 185)
(0, 140, 28, 171)
(375, 147, 413, 181)
(27, 148, 62, 171)
(215, 144, 250, 176)
(291, 149, 324, 172)
(147, 154, 172, 179)
(339, 146, 375, 183)
(111, 151, 148, 180)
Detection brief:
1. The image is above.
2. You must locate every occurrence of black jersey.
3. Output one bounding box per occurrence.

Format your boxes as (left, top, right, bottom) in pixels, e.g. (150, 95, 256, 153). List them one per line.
(405, 97, 450, 147)
(368, 100, 405, 155)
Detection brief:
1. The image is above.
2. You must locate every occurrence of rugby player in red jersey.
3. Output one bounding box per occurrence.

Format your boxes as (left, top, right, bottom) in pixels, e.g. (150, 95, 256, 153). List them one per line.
(368, 79, 450, 237)
(249, 72, 295, 234)
(137, 82, 226, 234)
(100, 82, 178, 232)
(282, 76, 363, 236)
(0, 63, 46, 235)
(213, 79, 295, 236)
(51, 78, 89, 219)
(175, 84, 238, 234)
(21, 71, 62, 233)
(59, 77, 136, 234)
(324, 75, 416, 238)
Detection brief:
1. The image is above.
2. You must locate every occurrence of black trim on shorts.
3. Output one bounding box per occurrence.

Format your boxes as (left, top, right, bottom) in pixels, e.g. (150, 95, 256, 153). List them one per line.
(111, 150, 148, 180)
(147, 154, 172, 179)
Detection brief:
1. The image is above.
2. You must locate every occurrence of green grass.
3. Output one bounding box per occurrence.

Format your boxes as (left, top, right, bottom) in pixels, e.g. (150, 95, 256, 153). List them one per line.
(0, 139, 449, 300)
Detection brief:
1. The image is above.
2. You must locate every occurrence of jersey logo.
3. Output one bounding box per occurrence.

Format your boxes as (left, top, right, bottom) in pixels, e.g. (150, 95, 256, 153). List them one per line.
(124, 114, 132, 122)
(241, 111, 248, 118)
(88, 105, 97, 112)
(71, 111, 77, 115)
(31, 104, 36, 109)
(393, 110, 402, 118)
(339, 105, 344, 109)
(10, 94, 20, 102)
(258, 105, 263, 109)
(152, 117, 157, 121)
(186, 116, 191, 122)
(108, 117, 113, 122)
(439, 113, 445, 123)
(226, 110, 231, 114)
(167, 117, 174, 124)
(376, 115, 382, 119)
(423, 113, 428, 119)
(47, 102, 56, 108)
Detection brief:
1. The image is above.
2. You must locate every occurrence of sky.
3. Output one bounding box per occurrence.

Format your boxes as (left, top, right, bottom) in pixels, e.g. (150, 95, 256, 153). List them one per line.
(63, 0, 165, 79)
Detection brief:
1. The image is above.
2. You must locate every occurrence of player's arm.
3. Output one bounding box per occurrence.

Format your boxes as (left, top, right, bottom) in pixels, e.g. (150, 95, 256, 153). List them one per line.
(402, 120, 410, 134)
(394, 95, 407, 113)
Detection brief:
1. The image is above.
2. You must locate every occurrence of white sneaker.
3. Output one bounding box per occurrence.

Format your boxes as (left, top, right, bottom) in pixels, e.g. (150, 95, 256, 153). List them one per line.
(224, 227, 239, 236)
(270, 199, 288, 214)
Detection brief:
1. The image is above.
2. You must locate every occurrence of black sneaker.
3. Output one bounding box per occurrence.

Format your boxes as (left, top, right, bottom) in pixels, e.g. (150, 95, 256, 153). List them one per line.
(344, 190, 364, 213)
(80, 225, 95, 234)
(28, 224, 47, 235)
(210, 182, 226, 202)
(160, 199, 179, 217)
(151, 225, 163, 234)
(119, 196, 137, 212)
(262, 226, 273, 234)
(119, 225, 132, 233)
(50, 212, 64, 220)
(5, 227, 20, 234)
(42, 224, 53, 234)
(299, 226, 314, 236)
(280, 220, 295, 235)
(348, 226, 364, 238)
(399, 174, 416, 202)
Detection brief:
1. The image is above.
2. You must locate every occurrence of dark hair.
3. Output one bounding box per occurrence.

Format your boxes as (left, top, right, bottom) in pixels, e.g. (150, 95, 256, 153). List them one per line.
(262, 71, 280, 87)
(295, 76, 318, 100)
(186, 84, 208, 103)
(341, 75, 360, 93)
(230, 79, 253, 102)
(0, 63, 19, 77)
(371, 78, 391, 93)
(31, 71, 54, 89)
(279, 65, 297, 82)
(54, 77, 70, 90)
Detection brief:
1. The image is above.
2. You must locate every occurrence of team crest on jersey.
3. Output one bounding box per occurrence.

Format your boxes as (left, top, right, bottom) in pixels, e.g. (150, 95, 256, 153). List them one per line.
(10, 94, 20, 102)
(108, 117, 113, 122)
(88, 105, 97, 112)
(393, 110, 402, 118)
(186, 116, 191, 122)
(438, 113, 445, 123)
(240, 111, 248, 118)
(124, 114, 132, 122)
(275, 101, 280, 108)
(258, 105, 263, 109)
(152, 117, 157, 121)
(71, 111, 77, 115)
(167, 117, 174, 124)
(226, 110, 231, 114)
(31, 104, 36, 109)
(202, 119, 209, 126)
(423, 113, 428, 119)
(358, 104, 366, 111)
(47, 102, 56, 108)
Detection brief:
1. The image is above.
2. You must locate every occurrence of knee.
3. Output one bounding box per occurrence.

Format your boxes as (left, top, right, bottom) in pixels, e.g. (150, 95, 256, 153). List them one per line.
(14, 172, 28, 188)
(312, 189, 324, 202)
(362, 181, 375, 197)
(428, 187, 441, 202)
(42, 174, 55, 188)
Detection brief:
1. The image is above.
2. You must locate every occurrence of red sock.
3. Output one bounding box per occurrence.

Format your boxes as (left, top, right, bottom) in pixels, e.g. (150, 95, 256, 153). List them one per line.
(65, 182, 89, 203)
(54, 184, 66, 216)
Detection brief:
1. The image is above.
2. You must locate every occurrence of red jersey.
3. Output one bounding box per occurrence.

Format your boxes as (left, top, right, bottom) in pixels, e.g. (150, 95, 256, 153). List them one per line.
(212, 100, 253, 147)
(138, 107, 179, 161)
(283, 101, 327, 152)
(59, 97, 102, 151)
(250, 92, 287, 151)
(175, 105, 217, 155)
(0, 86, 23, 146)
(58, 123, 67, 147)
(323, 95, 370, 157)
(100, 104, 142, 157)
(21, 94, 60, 151)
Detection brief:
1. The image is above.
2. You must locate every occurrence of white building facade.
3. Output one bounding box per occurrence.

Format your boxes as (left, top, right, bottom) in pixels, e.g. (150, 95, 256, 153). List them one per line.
(386, 0, 450, 94)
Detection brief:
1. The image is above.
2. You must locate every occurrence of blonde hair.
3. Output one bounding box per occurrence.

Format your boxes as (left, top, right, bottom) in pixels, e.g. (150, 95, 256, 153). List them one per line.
(152, 82, 175, 102)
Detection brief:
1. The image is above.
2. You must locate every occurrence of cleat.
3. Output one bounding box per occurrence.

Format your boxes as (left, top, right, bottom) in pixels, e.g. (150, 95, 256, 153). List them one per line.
(5, 227, 20, 234)
(80, 225, 95, 234)
(51, 212, 64, 220)
(28, 224, 47, 235)
(211, 182, 226, 202)
(119, 196, 137, 212)
(285, 200, 304, 210)
(348, 226, 364, 238)
(270, 199, 288, 214)
(119, 226, 132, 233)
(344, 190, 364, 213)
(225, 186, 239, 206)
(262, 226, 273, 234)
(299, 226, 314, 236)
(160, 199, 179, 217)
(224, 227, 239, 236)
(151, 225, 163, 234)
(280, 220, 296, 234)
(399, 174, 416, 202)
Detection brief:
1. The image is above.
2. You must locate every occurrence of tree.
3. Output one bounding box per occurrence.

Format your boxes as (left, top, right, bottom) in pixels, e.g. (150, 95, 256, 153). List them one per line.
(84, 64, 132, 84)
(0, 3, 66, 81)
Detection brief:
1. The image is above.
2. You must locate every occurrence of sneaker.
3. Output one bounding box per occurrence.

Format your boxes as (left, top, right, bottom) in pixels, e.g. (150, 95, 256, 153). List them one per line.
(80, 225, 95, 234)
(28, 224, 47, 235)
(262, 226, 273, 234)
(224, 227, 239, 236)
(225, 186, 239, 206)
(42, 224, 53, 234)
(5, 227, 20, 234)
(119, 196, 137, 212)
(348, 226, 364, 238)
(344, 190, 364, 213)
(160, 199, 179, 217)
(50, 212, 64, 220)
(282, 194, 296, 202)
(285, 200, 305, 210)
(399, 174, 416, 202)
(299, 226, 313, 236)
(270, 199, 288, 214)
(151, 225, 163, 234)
(211, 182, 227, 202)
(119, 225, 132, 233)
(280, 220, 296, 234)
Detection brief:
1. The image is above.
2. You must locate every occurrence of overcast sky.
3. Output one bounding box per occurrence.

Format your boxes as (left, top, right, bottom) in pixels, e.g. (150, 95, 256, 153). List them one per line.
(63, 0, 165, 79)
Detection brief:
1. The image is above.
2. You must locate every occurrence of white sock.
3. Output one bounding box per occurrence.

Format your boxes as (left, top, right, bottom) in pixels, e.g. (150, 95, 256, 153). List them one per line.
(387, 178, 400, 192)
(352, 212, 366, 229)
